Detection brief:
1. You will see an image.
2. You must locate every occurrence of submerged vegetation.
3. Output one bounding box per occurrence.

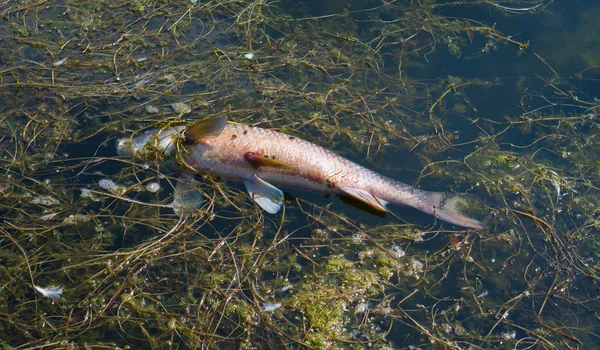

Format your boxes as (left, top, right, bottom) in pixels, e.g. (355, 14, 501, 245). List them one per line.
(1, 0, 599, 348)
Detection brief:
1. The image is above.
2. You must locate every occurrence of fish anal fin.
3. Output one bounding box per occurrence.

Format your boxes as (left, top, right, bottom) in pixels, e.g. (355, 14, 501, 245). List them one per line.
(244, 152, 298, 171)
(243, 174, 284, 214)
(338, 186, 388, 212)
(184, 115, 228, 144)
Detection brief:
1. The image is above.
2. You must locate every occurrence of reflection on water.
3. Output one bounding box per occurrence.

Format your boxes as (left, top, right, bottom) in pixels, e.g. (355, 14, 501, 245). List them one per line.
(0, 0, 598, 348)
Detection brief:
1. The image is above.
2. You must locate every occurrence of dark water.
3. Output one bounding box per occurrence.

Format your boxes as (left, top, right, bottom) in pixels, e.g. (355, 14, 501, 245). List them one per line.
(1, 0, 599, 348)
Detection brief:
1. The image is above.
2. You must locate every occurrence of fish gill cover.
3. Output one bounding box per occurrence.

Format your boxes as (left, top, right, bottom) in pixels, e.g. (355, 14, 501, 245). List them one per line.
(0, 0, 599, 348)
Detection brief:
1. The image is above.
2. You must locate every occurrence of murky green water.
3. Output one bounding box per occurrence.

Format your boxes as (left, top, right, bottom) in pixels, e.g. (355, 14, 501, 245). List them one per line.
(1, 0, 599, 348)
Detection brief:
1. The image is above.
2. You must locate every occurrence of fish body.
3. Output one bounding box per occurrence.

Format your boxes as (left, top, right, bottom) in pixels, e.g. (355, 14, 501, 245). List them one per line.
(187, 123, 367, 194)
(117, 116, 483, 229)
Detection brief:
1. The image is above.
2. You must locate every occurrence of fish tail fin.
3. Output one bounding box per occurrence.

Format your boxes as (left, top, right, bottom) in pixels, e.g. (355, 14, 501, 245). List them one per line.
(418, 191, 484, 229)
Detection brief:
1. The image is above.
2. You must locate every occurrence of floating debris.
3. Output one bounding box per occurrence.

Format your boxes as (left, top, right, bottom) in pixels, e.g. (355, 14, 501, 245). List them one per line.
(262, 302, 281, 312)
(98, 179, 126, 195)
(39, 212, 58, 220)
(171, 102, 191, 114)
(80, 188, 100, 202)
(547, 169, 562, 202)
(0, 183, 11, 195)
(145, 182, 161, 193)
(389, 245, 405, 259)
(53, 57, 68, 66)
(399, 258, 424, 279)
(144, 105, 160, 114)
(34, 285, 63, 299)
(501, 331, 516, 340)
(244, 52, 255, 59)
(62, 214, 92, 225)
(351, 233, 364, 244)
(163, 74, 176, 83)
(31, 195, 60, 206)
(99, 179, 118, 191)
(355, 301, 368, 314)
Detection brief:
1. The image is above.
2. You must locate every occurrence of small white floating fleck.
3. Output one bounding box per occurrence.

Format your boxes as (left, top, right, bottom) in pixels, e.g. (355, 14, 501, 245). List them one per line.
(262, 302, 281, 312)
(146, 182, 161, 193)
(62, 214, 91, 225)
(80, 188, 100, 202)
(144, 105, 160, 114)
(351, 233, 363, 244)
(355, 301, 368, 314)
(53, 57, 68, 66)
(98, 179, 126, 195)
(501, 331, 516, 340)
(551, 180, 560, 202)
(171, 102, 191, 114)
(31, 195, 60, 206)
(243, 53, 255, 59)
(163, 74, 176, 83)
(34, 285, 63, 299)
(99, 179, 118, 191)
(40, 213, 58, 220)
(136, 57, 148, 62)
(389, 245, 405, 259)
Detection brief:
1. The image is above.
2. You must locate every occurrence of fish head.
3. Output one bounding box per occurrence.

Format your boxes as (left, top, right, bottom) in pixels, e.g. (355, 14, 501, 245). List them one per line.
(117, 126, 186, 160)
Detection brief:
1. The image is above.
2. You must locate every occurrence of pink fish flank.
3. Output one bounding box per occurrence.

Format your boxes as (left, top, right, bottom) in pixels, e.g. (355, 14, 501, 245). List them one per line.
(178, 121, 483, 229)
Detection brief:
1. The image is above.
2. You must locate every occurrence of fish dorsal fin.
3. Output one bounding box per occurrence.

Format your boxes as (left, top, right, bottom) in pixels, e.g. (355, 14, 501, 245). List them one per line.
(184, 115, 228, 144)
(338, 185, 388, 212)
(244, 152, 298, 171)
(243, 174, 284, 214)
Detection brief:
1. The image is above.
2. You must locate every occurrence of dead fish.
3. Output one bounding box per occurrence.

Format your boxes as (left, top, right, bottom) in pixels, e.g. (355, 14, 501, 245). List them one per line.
(117, 116, 484, 229)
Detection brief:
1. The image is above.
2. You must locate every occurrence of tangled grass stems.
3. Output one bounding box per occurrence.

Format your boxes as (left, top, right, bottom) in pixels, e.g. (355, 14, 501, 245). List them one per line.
(0, 0, 599, 348)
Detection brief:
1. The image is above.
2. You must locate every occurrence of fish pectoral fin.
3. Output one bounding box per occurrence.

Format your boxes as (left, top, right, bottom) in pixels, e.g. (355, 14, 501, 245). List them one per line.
(338, 186, 388, 212)
(244, 152, 298, 171)
(170, 171, 204, 215)
(184, 115, 228, 144)
(243, 175, 284, 214)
